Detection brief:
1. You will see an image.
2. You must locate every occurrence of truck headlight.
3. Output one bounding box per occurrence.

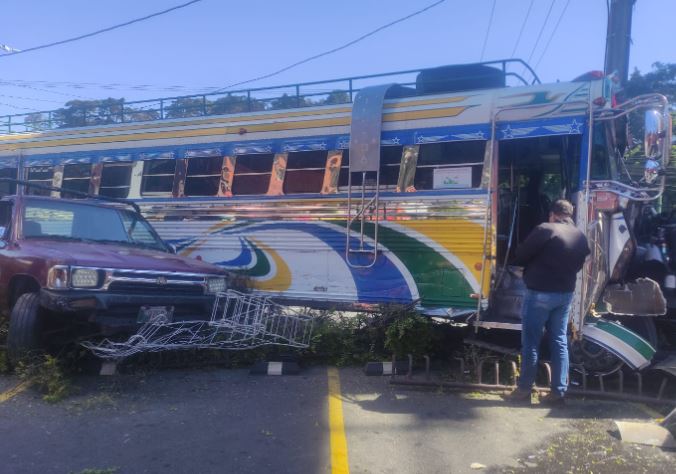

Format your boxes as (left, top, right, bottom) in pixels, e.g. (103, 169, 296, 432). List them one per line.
(71, 268, 100, 288)
(47, 266, 69, 289)
(206, 277, 226, 294)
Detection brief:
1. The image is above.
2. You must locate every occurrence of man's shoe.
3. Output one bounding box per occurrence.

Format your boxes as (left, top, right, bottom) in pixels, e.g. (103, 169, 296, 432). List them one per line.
(539, 392, 566, 407)
(503, 388, 532, 405)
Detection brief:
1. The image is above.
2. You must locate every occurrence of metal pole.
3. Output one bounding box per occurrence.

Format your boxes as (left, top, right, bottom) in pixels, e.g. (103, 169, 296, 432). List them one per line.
(605, 0, 636, 87)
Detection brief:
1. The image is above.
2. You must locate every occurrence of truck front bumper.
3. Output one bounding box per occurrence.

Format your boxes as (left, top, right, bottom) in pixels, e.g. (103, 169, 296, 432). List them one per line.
(39, 288, 216, 330)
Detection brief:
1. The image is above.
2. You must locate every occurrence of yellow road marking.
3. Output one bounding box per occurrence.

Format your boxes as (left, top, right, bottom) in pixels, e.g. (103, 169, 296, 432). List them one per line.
(635, 402, 664, 421)
(328, 367, 350, 474)
(0, 380, 30, 403)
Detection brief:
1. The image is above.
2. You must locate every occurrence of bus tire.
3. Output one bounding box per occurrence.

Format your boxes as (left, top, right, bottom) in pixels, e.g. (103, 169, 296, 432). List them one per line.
(7, 293, 45, 365)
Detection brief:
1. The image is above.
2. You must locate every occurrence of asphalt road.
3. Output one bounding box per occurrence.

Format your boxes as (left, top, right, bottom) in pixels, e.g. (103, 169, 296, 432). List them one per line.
(0, 366, 673, 474)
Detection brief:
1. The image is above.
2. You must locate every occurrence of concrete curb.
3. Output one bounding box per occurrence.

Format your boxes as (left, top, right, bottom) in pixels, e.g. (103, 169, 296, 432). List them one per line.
(250, 361, 301, 375)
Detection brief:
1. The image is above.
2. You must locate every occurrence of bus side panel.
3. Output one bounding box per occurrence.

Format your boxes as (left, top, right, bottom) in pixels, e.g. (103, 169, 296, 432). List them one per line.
(146, 193, 488, 310)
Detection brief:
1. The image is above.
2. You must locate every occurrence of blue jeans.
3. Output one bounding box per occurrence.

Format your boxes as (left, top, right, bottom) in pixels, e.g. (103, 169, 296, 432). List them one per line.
(518, 289, 573, 397)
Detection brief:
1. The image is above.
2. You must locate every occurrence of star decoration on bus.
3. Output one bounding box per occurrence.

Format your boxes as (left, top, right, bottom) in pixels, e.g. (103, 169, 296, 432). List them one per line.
(568, 119, 583, 134)
(501, 125, 515, 139)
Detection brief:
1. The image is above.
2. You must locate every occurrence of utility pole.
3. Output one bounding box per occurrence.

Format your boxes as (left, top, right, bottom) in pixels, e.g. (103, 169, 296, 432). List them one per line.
(605, 0, 636, 86)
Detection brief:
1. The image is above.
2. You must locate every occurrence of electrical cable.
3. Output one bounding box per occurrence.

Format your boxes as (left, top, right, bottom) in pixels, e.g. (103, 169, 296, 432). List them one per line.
(534, 0, 571, 70)
(0, 0, 205, 59)
(511, 0, 535, 57)
(1, 81, 94, 100)
(480, 0, 497, 61)
(211, 0, 446, 94)
(525, 0, 556, 65)
(0, 94, 63, 104)
(0, 77, 224, 94)
(0, 101, 40, 112)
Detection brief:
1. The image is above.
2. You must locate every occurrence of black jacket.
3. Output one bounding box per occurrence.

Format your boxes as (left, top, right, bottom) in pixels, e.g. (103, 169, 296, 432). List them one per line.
(513, 219, 590, 292)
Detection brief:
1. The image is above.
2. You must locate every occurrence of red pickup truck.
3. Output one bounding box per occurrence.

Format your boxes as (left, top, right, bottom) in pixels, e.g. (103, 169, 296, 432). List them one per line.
(0, 192, 229, 362)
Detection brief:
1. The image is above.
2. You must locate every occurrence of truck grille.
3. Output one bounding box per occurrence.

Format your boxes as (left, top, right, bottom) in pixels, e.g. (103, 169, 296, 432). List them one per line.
(107, 281, 205, 296)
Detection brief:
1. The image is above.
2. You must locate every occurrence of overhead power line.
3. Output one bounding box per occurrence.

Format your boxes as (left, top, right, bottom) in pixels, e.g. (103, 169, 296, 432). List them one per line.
(525, 0, 557, 65)
(534, 0, 572, 70)
(480, 0, 497, 61)
(211, 0, 447, 94)
(0, 101, 39, 112)
(0, 94, 63, 104)
(511, 0, 535, 57)
(0, 0, 205, 59)
(0, 77, 225, 94)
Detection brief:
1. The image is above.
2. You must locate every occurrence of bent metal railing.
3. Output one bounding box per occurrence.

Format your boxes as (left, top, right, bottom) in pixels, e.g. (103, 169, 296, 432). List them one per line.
(0, 59, 540, 134)
(81, 290, 314, 360)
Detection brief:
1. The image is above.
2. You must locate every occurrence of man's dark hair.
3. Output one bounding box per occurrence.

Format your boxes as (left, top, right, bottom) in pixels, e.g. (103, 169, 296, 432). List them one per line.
(550, 199, 574, 217)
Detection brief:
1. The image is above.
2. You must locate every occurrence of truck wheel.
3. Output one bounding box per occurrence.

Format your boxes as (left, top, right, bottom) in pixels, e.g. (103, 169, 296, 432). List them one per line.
(7, 293, 45, 364)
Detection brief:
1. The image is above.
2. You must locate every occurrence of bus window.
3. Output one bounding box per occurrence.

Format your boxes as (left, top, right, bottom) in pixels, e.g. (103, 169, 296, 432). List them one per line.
(185, 156, 222, 196)
(283, 151, 326, 194)
(337, 146, 403, 190)
(414, 141, 484, 190)
(0, 168, 17, 195)
(141, 159, 176, 195)
(380, 146, 403, 187)
(231, 154, 274, 196)
(26, 166, 54, 196)
(590, 123, 611, 180)
(100, 162, 133, 198)
(61, 163, 92, 197)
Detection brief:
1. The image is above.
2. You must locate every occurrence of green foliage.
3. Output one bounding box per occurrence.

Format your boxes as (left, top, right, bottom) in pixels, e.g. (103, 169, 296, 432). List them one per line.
(16, 354, 71, 403)
(384, 312, 433, 357)
(625, 62, 676, 103)
(165, 97, 205, 119)
(322, 90, 350, 105)
(306, 312, 390, 366)
(306, 309, 439, 365)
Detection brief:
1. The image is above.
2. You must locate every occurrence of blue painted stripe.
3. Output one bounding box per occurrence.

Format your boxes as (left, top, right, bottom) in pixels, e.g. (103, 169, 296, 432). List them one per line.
(17, 123, 493, 165)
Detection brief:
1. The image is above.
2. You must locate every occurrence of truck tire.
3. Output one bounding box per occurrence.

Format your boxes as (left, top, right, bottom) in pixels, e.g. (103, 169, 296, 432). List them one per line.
(7, 292, 45, 364)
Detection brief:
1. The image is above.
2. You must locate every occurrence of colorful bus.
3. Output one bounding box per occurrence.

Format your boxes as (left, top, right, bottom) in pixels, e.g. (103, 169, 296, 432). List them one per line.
(0, 60, 671, 373)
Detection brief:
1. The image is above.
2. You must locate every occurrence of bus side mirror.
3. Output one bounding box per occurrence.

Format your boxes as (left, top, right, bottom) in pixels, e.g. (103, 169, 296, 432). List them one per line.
(644, 109, 665, 160)
(643, 158, 662, 184)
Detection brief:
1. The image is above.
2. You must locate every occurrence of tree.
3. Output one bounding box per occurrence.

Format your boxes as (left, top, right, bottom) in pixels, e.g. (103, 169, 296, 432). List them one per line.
(209, 94, 264, 114)
(23, 113, 51, 131)
(320, 90, 350, 105)
(52, 98, 125, 128)
(164, 97, 206, 119)
(269, 93, 310, 111)
(625, 62, 676, 103)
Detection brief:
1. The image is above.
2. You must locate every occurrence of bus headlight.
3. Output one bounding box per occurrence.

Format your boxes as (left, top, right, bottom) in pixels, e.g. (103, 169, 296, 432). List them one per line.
(71, 268, 100, 288)
(206, 277, 227, 295)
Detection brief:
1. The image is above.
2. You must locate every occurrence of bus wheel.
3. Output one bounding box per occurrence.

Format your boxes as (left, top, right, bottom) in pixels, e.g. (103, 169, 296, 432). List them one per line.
(569, 338, 625, 376)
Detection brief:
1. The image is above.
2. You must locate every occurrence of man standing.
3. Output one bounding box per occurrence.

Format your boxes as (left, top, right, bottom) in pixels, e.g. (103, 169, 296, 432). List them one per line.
(506, 199, 590, 405)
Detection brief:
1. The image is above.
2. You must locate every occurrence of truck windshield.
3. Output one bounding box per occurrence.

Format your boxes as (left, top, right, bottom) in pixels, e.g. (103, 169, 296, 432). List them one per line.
(22, 199, 168, 252)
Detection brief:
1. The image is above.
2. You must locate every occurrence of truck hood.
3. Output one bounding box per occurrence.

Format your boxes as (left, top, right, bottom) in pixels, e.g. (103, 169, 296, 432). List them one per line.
(19, 239, 227, 275)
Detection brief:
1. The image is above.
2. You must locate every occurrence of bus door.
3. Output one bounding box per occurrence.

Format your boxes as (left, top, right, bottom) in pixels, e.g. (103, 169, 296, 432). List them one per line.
(485, 121, 584, 325)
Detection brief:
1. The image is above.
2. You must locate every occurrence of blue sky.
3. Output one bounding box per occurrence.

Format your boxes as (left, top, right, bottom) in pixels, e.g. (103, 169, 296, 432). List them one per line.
(0, 0, 673, 118)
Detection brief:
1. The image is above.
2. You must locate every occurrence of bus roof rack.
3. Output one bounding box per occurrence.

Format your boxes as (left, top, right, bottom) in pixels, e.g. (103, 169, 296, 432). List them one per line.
(0, 178, 141, 213)
(0, 59, 540, 135)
